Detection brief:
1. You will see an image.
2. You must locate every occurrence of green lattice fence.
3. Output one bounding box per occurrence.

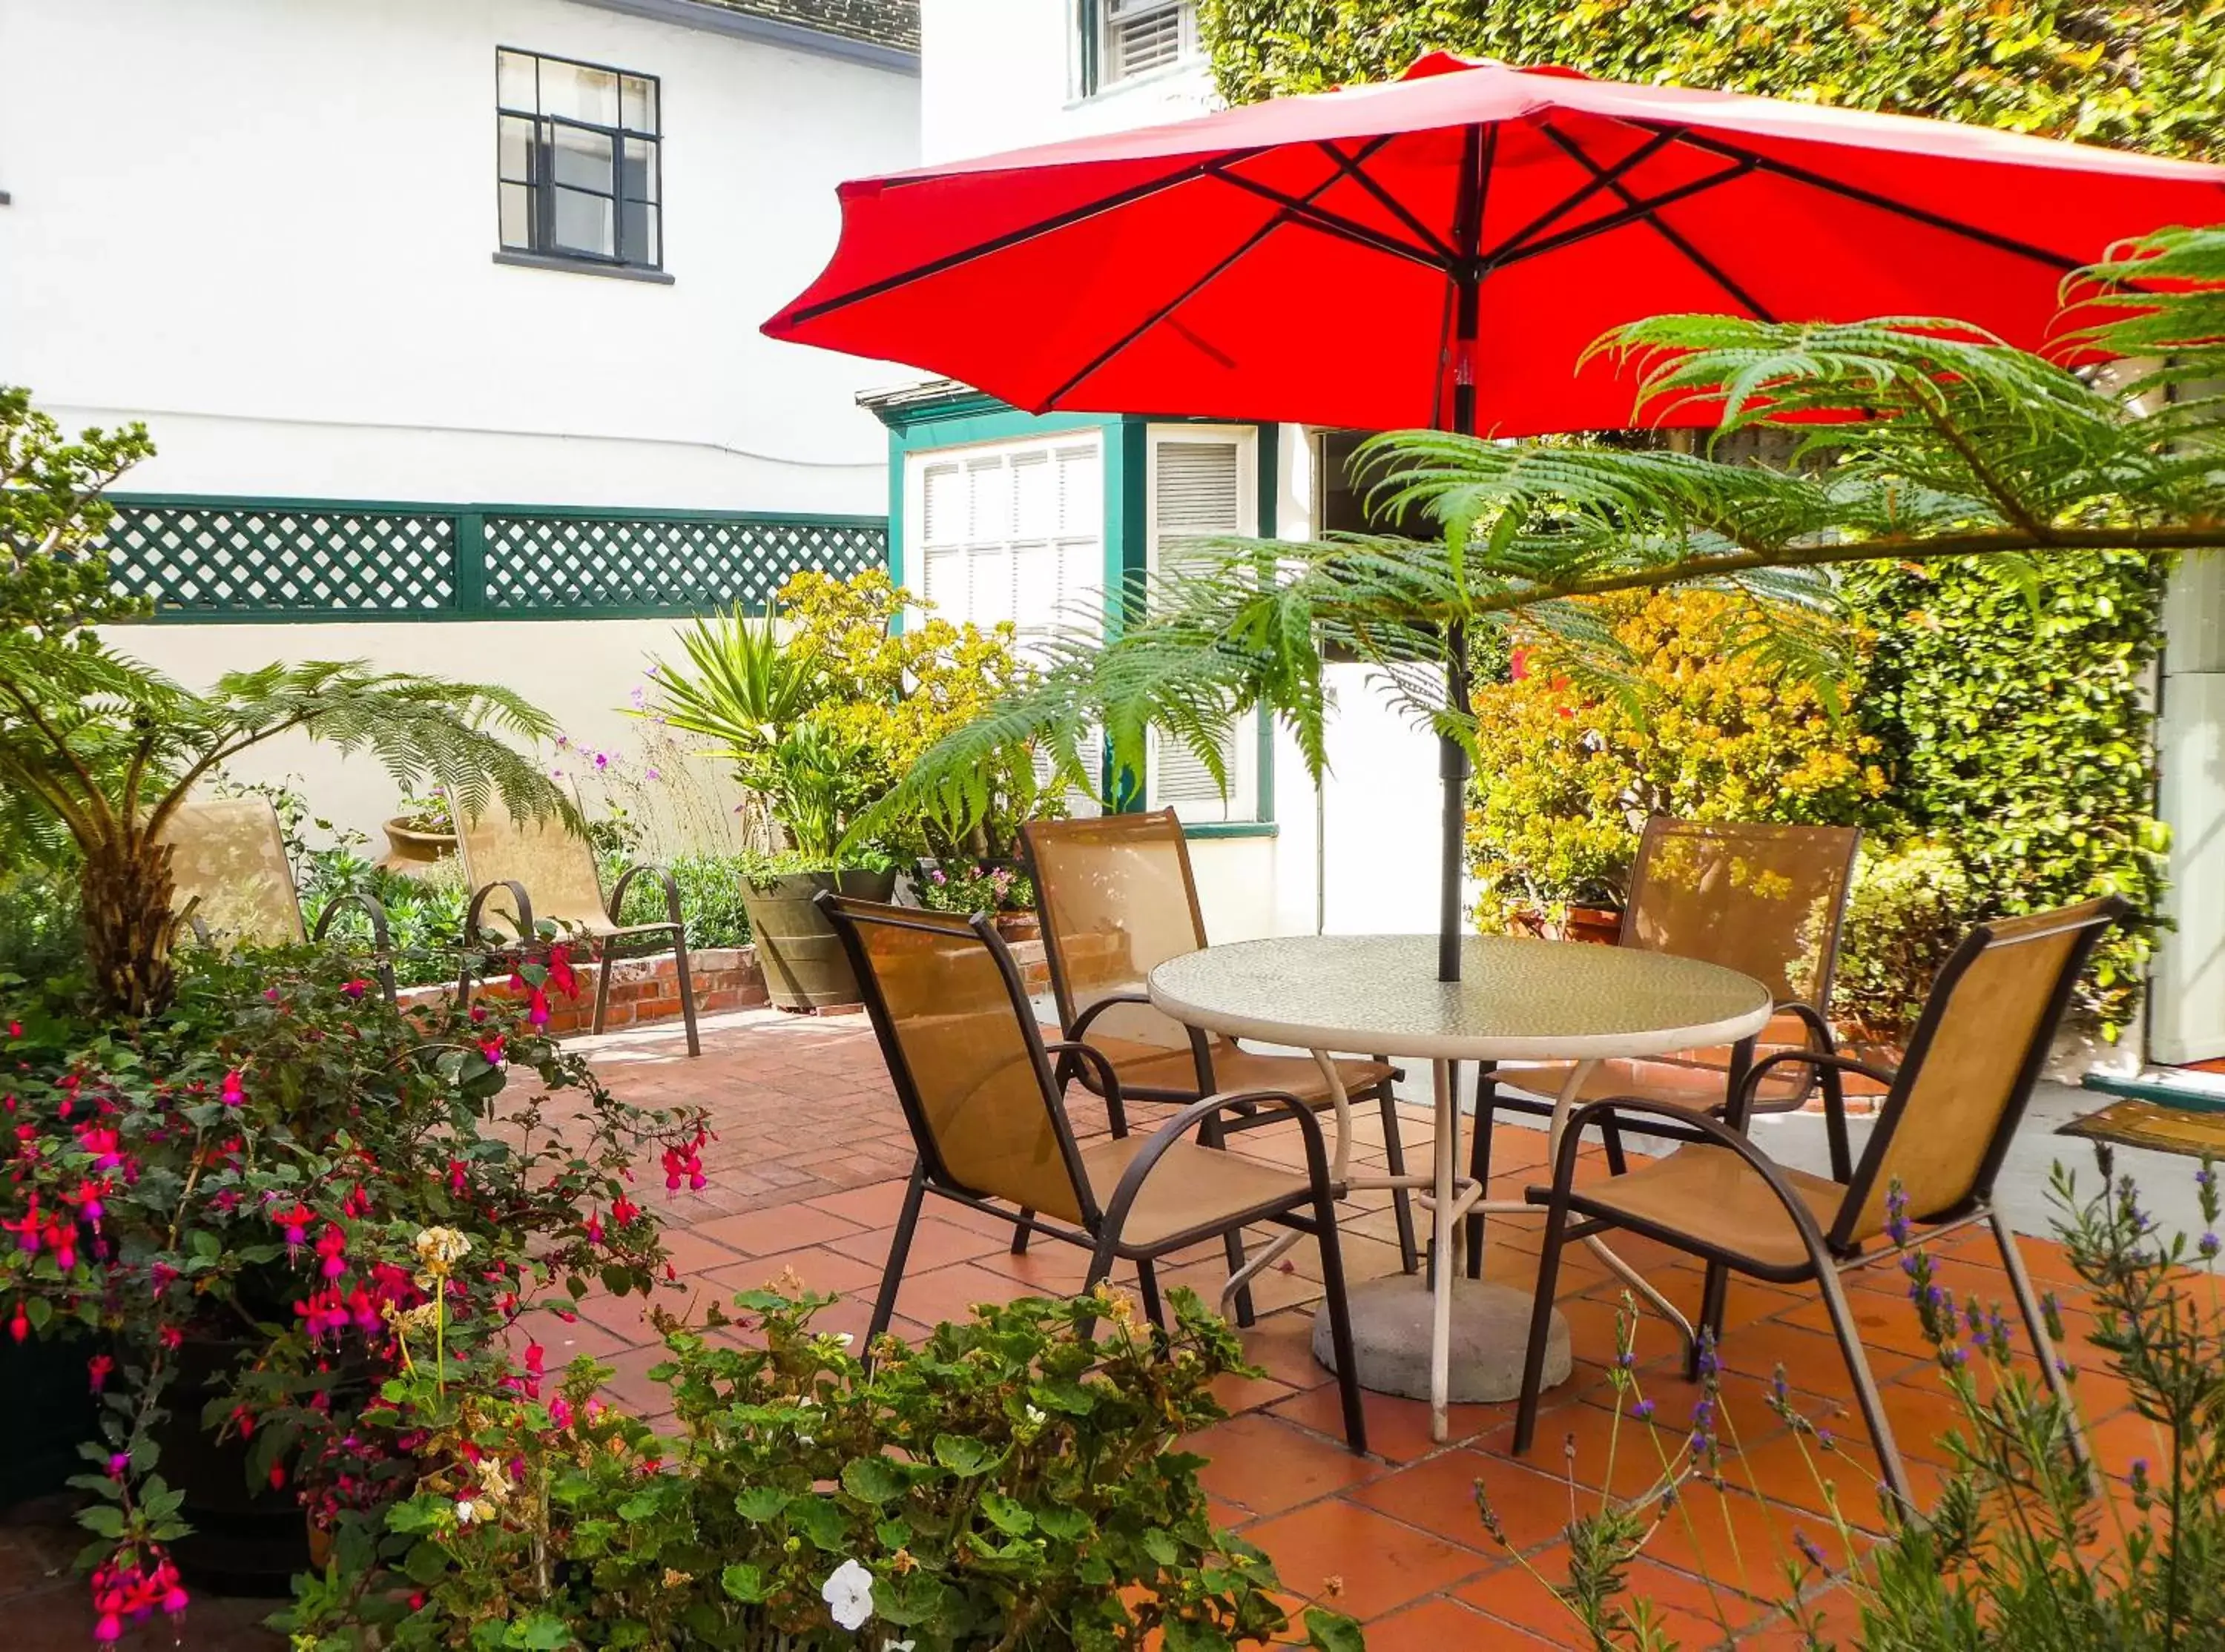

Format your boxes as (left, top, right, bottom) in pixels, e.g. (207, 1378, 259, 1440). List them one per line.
(100, 495, 889, 621)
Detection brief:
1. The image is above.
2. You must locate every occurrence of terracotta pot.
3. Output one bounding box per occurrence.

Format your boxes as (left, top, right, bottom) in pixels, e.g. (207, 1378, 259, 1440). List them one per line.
(1563, 903, 1623, 946)
(993, 911, 1041, 944)
(378, 816, 457, 878)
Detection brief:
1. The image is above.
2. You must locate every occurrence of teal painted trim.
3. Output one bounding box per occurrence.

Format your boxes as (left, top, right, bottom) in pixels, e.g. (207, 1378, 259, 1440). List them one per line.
(1109, 417, 1149, 810)
(1181, 821, 1279, 840)
(2080, 1071, 2225, 1114)
(1254, 423, 1277, 825)
(455, 512, 487, 615)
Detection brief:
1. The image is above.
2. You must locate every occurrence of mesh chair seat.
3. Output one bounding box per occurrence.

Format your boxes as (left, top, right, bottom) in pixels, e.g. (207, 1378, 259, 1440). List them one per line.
(1080, 1135, 1317, 1252)
(1551, 1146, 1847, 1272)
(1085, 1037, 1397, 1107)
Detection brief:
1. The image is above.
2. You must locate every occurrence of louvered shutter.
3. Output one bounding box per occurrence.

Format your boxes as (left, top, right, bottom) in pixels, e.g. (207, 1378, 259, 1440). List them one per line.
(1103, 0, 1192, 84)
(1147, 430, 1254, 815)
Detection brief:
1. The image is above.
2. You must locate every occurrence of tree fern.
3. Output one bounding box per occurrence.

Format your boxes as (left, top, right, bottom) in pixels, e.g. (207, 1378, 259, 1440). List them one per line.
(853, 228, 2225, 849)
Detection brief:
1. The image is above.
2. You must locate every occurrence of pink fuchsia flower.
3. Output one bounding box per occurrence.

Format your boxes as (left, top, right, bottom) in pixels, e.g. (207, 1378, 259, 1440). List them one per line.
(7, 1304, 27, 1343)
(317, 1223, 349, 1280)
(547, 945, 580, 999)
(4, 1022, 18, 1039)
(273, 1203, 316, 1254)
(340, 979, 369, 1001)
(88, 1354, 113, 1392)
(447, 1159, 469, 1195)
(93, 1613, 121, 1644)
(220, 1070, 246, 1108)
(584, 1210, 604, 1245)
(158, 1324, 182, 1350)
(477, 1034, 507, 1065)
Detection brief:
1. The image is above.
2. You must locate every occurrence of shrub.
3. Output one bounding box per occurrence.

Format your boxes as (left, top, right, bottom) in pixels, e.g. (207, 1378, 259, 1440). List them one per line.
(1466, 588, 1888, 931)
(0, 948, 708, 1629)
(281, 1288, 1359, 1651)
(1832, 841, 1979, 1037)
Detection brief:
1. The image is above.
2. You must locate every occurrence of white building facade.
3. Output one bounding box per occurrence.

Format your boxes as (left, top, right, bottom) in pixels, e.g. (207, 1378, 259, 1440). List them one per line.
(884, 0, 1443, 945)
(0, 0, 920, 838)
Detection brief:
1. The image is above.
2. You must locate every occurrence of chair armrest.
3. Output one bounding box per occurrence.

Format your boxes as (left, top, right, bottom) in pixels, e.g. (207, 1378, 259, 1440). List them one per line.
(1776, 1000, 1839, 1057)
(1042, 1039, 1130, 1137)
(1068, 991, 1216, 1094)
(464, 879, 535, 945)
(310, 889, 400, 1005)
(607, 862, 685, 934)
(1536, 1095, 1845, 1264)
(1095, 1088, 1335, 1249)
(1734, 1048, 1893, 1185)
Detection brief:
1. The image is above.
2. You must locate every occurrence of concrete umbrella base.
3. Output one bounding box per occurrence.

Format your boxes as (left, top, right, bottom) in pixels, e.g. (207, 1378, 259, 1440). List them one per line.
(1311, 1273, 1571, 1404)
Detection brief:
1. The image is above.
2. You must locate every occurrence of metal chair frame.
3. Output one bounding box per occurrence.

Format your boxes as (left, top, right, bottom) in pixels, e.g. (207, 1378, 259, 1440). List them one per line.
(820, 891, 1370, 1456)
(1469, 818, 1862, 1278)
(1512, 898, 2123, 1513)
(1022, 810, 1421, 1315)
(456, 839, 701, 1057)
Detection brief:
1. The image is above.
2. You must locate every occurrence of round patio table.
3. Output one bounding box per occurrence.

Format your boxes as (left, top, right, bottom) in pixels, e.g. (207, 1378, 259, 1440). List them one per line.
(1148, 933, 1772, 1441)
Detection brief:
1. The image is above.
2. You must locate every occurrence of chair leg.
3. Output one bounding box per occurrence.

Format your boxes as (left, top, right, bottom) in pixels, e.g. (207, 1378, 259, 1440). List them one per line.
(1991, 1206, 2096, 1491)
(1201, 1113, 1256, 1327)
(1687, 1261, 1730, 1381)
(1136, 1260, 1166, 1330)
(869, 1166, 928, 1343)
(1309, 1198, 1369, 1456)
(1815, 1260, 1914, 1515)
(1009, 1213, 1034, 1255)
(1376, 1083, 1420, 1275)
(669, 926, 701, 1057)
(591, 942, 617, 1037)
(1466, 1064, 1496, 1279)
(1513, 1192, 1573, 1456)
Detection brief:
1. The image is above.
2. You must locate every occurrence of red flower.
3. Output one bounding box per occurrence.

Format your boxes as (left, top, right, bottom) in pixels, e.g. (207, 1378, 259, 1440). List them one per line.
(87, 1354, 113, 1392)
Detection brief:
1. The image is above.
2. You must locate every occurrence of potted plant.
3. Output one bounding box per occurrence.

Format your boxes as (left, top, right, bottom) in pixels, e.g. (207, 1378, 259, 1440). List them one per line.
(0, 942, 708, 1617)
(279, 1286, 1362, 1651)
(378, 792, 458, 876)
(915, 859, 1039, 942)
(642, 571, 1046, 1011)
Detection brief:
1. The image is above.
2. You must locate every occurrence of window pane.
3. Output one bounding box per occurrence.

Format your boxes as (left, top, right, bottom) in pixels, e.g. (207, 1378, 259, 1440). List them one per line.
(550, 187, 614, 258)
(550, 123, 613, 191)
(540, 58, 619, 125)
(497, 49, 538, 110)
(622, 136, 657, 202)
(622, 75, 658, 133)
(498, 182, 533, 250)
(498, 115, 535, 182)
(622, 200, 659, 266)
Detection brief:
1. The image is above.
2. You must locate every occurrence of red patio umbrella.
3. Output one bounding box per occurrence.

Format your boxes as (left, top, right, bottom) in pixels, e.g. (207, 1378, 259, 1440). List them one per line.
(765, 53, 2225, 977)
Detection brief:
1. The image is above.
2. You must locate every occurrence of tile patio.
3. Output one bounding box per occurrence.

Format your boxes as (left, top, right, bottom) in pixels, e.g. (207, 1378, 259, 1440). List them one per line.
(4, 1005, 2172, 1648)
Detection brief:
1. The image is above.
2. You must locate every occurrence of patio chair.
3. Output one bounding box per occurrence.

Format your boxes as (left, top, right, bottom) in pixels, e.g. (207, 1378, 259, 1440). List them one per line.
(1469, 819, 1862, 1282)
(453, 808, 700, 1056)
(1023, 810, 1420, 1299)
(819, 891, 1369, 1454)
(1512, 896, 2123, 1512)
(159, 797, 396, 1003)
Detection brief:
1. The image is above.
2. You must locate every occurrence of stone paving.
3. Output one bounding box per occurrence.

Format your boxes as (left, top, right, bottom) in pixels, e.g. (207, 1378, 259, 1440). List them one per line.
(4, 1005, 2173, 1648)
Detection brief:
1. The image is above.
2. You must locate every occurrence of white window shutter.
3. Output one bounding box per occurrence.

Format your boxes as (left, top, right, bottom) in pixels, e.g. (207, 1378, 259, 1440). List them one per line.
(1147, 431, 1253, 812)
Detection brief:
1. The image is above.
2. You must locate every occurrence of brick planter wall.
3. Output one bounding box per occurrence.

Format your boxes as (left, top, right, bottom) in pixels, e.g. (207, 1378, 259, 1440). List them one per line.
(393, 939, 1050, 1032)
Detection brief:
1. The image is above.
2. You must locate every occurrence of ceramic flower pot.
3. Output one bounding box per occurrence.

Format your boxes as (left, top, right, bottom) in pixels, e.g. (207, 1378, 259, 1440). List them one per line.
(740, 868, 899, 1011)
(378, 816, 458, 878)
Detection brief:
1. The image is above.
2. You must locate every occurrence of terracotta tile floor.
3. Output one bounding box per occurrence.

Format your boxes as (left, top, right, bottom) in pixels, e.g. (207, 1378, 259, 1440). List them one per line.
(2, 1007, 2163, 1648)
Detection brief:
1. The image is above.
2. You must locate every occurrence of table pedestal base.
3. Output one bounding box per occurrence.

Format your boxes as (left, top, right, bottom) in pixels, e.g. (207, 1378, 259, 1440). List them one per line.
(1311, 1275, 1572, 1405)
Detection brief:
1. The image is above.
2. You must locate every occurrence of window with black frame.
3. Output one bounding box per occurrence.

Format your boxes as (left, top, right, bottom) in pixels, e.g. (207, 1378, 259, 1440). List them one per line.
(496, 48, 661, 271)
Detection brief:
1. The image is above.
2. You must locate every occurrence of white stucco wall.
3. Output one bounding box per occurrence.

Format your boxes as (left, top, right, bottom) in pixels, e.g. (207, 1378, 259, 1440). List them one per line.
(0, 0, 920, 512)
(919, 0, 1215, 164)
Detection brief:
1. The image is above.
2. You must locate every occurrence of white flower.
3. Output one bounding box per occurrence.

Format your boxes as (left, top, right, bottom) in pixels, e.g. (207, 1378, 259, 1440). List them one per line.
(822, 1558, 874, 1631)
(883, 1642, 916, 1651)
(455, 1499, 477, 1524)
(834, 1332, 856, 1347)
(1024, 1405, 1046, 1426)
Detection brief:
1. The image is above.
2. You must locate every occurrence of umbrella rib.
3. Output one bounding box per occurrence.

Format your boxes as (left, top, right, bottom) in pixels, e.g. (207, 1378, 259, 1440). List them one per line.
(778, 152, 1266, 326)
(1539, 125, 1777, 320)
(1489, 160, 1758, 271)
(1036, 141, 1397, 407)
(1479, 126, 1684, 267)
(1640, 125, 2089, 271)
(1203, 162, 1454, 274)
(1313, 139, 1460, 265)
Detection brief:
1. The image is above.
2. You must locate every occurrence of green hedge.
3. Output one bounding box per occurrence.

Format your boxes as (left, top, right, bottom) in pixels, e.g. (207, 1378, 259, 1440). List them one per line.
(1198, 0, 2225, 160)
(1842, 555, 2170, 1034)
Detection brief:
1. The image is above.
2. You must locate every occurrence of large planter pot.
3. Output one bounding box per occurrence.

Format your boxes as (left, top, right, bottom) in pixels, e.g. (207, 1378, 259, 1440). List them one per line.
(378, 816, 458, 878)
(741, 868, 899, 1011)
(0, 1331, 106, 1507)
(150, 1335, 313, 1596)
(1563, 903, 1623, 946)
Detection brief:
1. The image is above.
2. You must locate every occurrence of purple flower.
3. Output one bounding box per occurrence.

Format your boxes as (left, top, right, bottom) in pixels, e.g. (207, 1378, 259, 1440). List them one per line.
(1632, 1398, 1655, 1421)
(645, 767, 662, 782)
(1794, 1531, 1827, 1570)
(2201, 1232, 2221, 1261)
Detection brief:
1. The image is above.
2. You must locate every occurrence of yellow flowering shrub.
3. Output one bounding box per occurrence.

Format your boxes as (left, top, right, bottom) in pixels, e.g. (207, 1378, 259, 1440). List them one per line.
(1467, 589, 1888, 931)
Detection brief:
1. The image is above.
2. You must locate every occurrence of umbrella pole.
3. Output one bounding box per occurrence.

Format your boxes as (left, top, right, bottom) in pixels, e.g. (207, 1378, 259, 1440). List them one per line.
(1438, 126, 1488, 985)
